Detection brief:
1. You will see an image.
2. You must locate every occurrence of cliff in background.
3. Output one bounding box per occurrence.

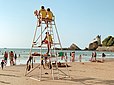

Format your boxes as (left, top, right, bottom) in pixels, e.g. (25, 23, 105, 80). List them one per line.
(96, 46, 114, 52)
(55, 35, 114, 51)
(102, 36, 114, 46)
(55, 43, 81, 50)
(88, 41, 98, 50)
(86, 35, 114, 51)
(87, 35, 101, 50)
(96, 36, 114, 51)
(69, 43, 81, 50)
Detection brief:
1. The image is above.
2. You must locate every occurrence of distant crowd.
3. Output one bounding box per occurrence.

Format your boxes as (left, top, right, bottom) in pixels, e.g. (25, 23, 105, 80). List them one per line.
(69, 51, 106, 63)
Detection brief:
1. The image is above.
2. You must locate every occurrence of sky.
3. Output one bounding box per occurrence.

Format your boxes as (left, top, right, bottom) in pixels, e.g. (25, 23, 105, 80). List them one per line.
(0, 0, 114, 49)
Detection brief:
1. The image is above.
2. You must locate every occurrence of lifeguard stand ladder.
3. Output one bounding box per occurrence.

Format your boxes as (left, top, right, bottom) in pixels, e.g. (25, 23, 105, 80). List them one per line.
(25, 15, 70, 81)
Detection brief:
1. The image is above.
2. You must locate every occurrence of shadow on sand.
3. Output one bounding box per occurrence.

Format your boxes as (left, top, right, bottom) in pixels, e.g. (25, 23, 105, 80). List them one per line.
(66, 77, 114, 85)
(0, 80, 10, 84)
(0, 73, 20, 77)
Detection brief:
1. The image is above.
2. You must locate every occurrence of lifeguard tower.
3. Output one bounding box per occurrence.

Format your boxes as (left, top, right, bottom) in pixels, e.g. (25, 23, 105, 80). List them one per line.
(25, 8, 70, 81)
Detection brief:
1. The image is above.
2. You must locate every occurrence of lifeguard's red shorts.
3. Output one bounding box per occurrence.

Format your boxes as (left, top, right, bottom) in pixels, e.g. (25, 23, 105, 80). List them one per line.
(43, 40, 48, 44)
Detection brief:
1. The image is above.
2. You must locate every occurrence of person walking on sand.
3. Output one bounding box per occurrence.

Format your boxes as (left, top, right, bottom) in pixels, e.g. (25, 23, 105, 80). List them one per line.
(4, 51, 8, 64)
(1, 60, 5, 70)
(9, 51, 14, 65)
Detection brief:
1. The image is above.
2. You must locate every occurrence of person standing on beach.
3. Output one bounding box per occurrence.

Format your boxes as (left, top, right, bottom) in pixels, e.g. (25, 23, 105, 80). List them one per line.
(70, 52, 75, 62)
(101, 53, 106, 62)
(90, 52, 97, 62)
(9, 51, 14, 65)
(4, 51, 8, 64)
(18, 54, 20, 58)
(18, 54, 21, 62)
(14, 53, 17, 64)
(79, 55, 82, 62)
(94, 51, 97, 61)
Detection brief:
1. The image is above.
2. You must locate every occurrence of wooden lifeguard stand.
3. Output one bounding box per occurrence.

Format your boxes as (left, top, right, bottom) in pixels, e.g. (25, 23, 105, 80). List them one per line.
(25, 9, 70, 81)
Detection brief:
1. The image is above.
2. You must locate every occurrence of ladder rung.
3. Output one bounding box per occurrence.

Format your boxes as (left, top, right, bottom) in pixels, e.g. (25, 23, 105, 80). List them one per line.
(32, 43, 37, 45)
(32, 43, 61, 48)
(47, 30, 53, 32)
(52, 43, 61, 45)
(41, 23, 55, 25)
(41, 23, 46, 24)
(32, 46, 38, 48)
(50, 24, 55, 25)
(39, 19, 54, 21)
(32, 46, 47, 48)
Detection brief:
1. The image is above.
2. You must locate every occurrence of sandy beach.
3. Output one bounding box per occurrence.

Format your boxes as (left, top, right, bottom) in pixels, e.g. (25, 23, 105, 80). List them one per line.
(0, 58, 114, 85)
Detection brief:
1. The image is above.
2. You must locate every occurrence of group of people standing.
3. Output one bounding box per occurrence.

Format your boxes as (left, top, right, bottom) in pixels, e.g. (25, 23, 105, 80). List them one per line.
(70, 51, 106, 63)
(70, 52, 83, 62)
(1, 51, 18, 70)
(90, 51, 106, 62)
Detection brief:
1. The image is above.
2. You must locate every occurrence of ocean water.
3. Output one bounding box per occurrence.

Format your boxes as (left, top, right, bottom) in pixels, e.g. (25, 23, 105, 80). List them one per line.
(0, 48, 114, 66)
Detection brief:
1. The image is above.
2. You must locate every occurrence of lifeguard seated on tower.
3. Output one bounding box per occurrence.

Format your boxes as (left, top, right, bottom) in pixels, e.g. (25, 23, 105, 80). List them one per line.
(45, 8, 54, 28)
(34, 6, 47, 27)
(34, 6, 54, 28)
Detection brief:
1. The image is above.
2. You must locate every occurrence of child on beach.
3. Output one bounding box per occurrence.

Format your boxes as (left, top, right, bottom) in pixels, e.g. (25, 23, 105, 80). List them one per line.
(1, 60, 5, 70)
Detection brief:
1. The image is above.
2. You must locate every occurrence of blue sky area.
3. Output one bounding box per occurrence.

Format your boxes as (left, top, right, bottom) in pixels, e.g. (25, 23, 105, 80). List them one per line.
(0, 0, 114, 49)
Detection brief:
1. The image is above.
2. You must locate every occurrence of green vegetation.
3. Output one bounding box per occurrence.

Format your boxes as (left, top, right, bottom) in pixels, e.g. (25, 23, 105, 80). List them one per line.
(102, 36, 114, 46)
